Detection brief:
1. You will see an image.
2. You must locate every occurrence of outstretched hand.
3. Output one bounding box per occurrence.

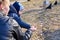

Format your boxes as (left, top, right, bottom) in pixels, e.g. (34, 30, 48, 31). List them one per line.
(30, 26, 37, 32)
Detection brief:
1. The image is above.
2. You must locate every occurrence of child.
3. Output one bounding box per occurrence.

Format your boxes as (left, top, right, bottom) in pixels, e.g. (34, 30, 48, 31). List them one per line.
(8, 1, 37, 40)
(0, 0, 14, 40)
(8, 1, 36, 31)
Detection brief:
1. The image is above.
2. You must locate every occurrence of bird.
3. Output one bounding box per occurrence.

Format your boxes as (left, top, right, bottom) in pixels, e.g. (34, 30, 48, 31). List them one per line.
(46, 3, 52, 9)
(54, 1, 57, 5)
(27, 0, 30, 1)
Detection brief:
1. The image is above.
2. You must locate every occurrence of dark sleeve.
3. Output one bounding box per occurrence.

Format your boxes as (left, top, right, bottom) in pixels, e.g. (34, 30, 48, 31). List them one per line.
(10, 13, 31, 29)
(0, 15, 13, 40)
(24, 29, 32, 40)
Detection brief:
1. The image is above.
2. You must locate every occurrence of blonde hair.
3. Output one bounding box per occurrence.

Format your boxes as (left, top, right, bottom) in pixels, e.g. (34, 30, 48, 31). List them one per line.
(0, 0, 10, 6)
(0, 0, 10, 15)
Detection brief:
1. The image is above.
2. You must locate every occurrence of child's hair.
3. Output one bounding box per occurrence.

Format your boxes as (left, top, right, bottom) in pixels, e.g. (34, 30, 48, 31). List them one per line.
(0, 0, 4, 10)
(0, 0, 10, 6)
(0, 0, 10, 10)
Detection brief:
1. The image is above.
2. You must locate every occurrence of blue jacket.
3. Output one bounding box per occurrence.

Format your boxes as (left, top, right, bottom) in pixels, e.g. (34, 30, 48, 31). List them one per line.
(8, 5, 31, 29)
(0, 12, 12, 40)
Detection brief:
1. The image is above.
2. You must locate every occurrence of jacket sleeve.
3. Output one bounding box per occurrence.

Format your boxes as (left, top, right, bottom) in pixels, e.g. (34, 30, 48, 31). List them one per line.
(10, 13, 31, 29)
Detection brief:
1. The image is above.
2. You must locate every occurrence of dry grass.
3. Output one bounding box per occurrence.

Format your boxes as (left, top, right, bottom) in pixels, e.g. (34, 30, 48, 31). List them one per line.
(21, 0, 60, 40)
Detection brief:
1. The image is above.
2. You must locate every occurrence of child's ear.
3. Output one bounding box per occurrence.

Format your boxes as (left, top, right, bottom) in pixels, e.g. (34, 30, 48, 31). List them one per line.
(0, 4, 2, 10)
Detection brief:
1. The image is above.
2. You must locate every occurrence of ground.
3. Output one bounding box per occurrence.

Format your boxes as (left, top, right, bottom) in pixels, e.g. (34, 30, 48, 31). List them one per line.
(11, 0, 60, 40)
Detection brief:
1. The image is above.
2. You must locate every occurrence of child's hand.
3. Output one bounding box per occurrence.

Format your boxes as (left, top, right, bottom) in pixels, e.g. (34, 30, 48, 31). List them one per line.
(30, 26, 37, 31)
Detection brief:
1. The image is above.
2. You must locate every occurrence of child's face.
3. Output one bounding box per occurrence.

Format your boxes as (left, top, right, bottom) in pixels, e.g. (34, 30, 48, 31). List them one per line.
(19, 10, 24, 15)
(3, 5, 10, 15)
(2, 0, 10, 15)
(19, 11, 23, 15)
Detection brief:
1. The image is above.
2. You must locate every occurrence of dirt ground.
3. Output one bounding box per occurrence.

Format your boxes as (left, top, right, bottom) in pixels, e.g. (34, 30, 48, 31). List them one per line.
(21, 1, 60, 40)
